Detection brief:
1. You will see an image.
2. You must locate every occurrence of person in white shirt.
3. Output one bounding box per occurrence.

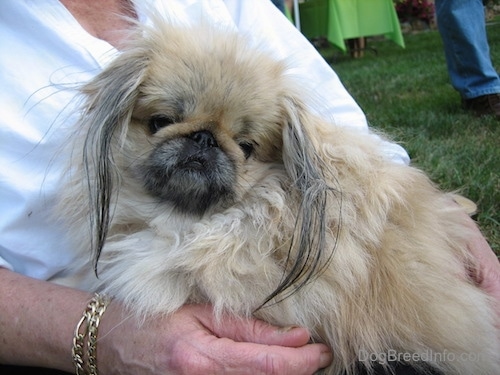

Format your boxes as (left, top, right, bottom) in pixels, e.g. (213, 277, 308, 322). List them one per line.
(0, 1, 497, 374)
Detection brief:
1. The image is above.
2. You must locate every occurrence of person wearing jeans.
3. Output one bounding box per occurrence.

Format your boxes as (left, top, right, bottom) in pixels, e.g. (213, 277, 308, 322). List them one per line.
(435, 0, 500, 118)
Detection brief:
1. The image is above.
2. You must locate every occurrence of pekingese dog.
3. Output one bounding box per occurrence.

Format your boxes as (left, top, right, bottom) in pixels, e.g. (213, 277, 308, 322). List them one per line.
(59, 19, 500, 374)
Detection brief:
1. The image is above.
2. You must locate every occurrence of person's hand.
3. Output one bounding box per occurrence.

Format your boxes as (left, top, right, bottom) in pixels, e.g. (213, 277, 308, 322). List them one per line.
(98, 303, 333, 375)
(462, 212, 500, 327)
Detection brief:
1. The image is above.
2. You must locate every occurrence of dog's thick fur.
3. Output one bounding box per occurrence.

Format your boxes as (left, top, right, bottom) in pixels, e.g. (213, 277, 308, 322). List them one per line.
(59, 19, 500, 374)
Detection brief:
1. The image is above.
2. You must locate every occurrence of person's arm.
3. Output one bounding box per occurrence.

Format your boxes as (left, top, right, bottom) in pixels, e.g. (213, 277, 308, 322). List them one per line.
(0, 268, 332, 374)
(0, 267, 88, 370)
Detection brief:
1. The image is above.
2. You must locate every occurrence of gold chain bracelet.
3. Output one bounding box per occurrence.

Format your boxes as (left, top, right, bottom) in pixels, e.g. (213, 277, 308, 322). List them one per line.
(72, 293, 111, 375)
(72, 314, 87, 375)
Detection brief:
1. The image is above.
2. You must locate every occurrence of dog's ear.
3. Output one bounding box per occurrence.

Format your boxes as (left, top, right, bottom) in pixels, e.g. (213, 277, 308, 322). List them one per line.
(260, 95, 341, 307)
(79, 46, 149, 274)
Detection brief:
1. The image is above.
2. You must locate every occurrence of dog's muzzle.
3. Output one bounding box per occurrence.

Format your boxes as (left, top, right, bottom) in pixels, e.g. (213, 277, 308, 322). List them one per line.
(140, 130, 236, 215)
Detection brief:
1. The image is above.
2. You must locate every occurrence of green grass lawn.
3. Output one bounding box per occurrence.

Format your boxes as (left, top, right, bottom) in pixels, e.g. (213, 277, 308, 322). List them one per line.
(319, 21, 499, 254)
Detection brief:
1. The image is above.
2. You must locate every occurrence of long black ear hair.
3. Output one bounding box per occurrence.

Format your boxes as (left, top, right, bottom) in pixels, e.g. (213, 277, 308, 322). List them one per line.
(79, 45, 149, 274)
(260, 96, 342, 308)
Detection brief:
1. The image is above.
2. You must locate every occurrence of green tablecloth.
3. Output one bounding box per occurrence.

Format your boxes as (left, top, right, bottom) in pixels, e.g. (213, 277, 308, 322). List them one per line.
(299, 0, 405, 52)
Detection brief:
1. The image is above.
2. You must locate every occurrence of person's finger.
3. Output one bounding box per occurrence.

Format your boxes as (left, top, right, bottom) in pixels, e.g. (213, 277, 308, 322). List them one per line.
(192, 304, 313, 347)
(215, 317, 312, 347)
(460, 213, 500, 328)
(174, 330, 332, 375)
(462, 214, 500, 286)
(214, 338, 332, 375)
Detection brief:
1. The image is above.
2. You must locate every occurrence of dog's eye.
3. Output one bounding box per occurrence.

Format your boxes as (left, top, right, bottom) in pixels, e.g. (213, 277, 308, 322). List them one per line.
(239, 142, 254, 159)
(148, 115, 176, 134)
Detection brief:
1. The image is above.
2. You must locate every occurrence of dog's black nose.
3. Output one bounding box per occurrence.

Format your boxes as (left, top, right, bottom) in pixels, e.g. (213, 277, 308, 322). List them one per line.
(189, 130, 218, 148)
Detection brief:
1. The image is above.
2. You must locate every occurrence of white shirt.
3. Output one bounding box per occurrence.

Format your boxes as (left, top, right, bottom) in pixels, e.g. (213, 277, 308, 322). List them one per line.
(0, 0, 409, 282)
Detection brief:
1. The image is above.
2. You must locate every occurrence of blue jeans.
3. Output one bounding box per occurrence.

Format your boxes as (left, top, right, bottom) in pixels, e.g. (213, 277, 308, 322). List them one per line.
(435, 0, 500, 99)
(271, 0, 286, 14)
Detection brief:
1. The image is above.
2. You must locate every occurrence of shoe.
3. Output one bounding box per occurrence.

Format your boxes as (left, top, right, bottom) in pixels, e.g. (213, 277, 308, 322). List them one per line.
(462, 93, 500, 118)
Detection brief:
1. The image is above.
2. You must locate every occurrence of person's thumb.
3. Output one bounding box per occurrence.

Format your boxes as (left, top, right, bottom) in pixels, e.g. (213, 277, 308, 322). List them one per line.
(196, 305, 312, 347)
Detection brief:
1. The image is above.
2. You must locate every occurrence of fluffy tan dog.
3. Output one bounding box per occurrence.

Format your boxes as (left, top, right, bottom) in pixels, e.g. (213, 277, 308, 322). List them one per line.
(59, 19, 500, 374)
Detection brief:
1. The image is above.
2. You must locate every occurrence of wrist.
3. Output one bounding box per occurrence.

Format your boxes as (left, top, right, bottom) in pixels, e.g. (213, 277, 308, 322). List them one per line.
(0, 268, 93, 371)
(72, 293, 111, 375)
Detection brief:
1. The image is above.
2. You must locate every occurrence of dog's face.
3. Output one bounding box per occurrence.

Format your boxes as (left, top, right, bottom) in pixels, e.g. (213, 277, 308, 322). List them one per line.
(125, 31, 288, 214)
(78, 21, 331, 294)
(129, 35, 283, 214)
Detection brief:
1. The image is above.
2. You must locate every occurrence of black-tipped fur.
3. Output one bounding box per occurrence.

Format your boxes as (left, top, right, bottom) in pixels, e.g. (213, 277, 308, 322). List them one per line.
(80, 46, 149, 273)
(258, 97, 342, 308)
